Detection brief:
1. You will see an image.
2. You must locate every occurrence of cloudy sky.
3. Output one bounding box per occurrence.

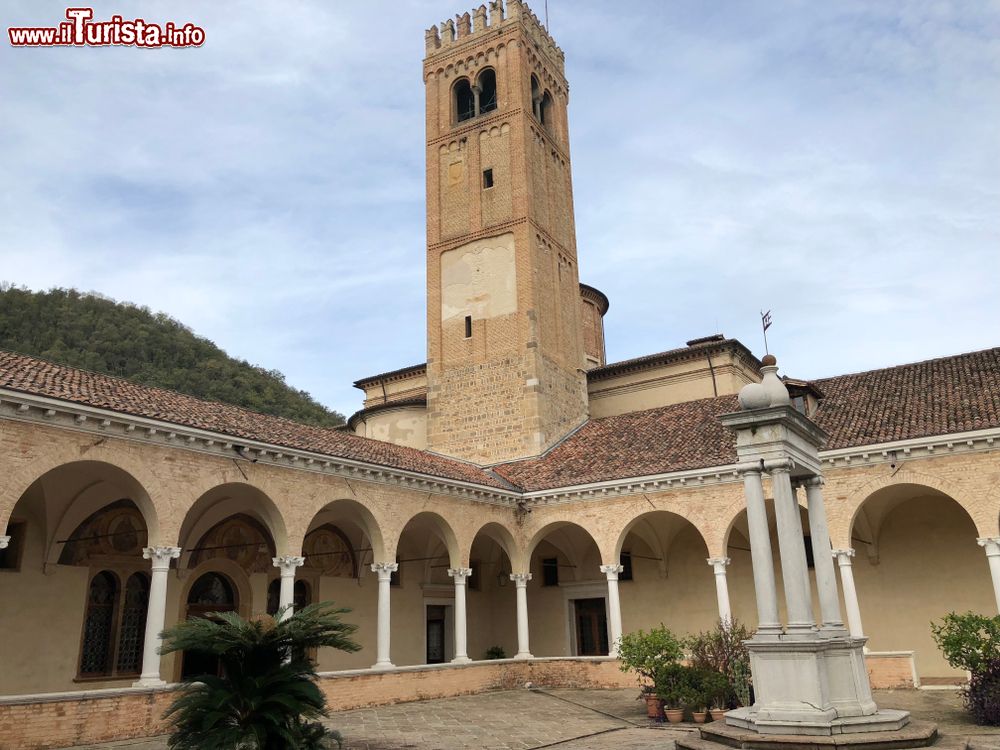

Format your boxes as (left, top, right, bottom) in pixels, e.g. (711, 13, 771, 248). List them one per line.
(2, 1, 998, 418)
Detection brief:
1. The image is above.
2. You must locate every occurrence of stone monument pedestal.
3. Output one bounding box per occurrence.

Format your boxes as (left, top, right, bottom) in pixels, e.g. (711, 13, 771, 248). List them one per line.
(693, 355, 936, 750)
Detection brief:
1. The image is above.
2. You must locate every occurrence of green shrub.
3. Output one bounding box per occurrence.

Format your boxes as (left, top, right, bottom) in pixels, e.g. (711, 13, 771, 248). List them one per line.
(932, 612, 1000, 725)
(654, 662, 697, 709)
(617, 625, 684, 692)
(685, 619, 752, 708)
(484, 645, 507, 660)
(931, 612, 1000, 674)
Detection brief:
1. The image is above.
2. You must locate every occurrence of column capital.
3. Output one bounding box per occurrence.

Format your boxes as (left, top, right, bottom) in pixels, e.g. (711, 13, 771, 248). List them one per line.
(273, 555, 305, 574)
(448, 567, 473, 582)
(371, 561, 399, 580)
(0, 535, 9, 550)
(978, 538, 1000, 556)
(600, 564, 624, 579)
(804, 476, 825, 488)
(737, 461, 764, 478)
(707, 557, 731, 572)
(143, 546, 181, 569)
(832, 548, 855, 562)
(509, 572, 532, 586)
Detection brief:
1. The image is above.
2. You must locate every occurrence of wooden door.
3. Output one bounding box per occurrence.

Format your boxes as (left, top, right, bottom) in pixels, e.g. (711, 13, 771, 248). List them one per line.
(426, 605, 447, 664)
(574, 598, 609, 656)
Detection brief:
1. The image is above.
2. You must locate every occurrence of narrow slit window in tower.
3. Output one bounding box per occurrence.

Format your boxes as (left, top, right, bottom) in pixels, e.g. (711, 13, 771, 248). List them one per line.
(482, 168, 494, 189)
(464, 315, 473, 338)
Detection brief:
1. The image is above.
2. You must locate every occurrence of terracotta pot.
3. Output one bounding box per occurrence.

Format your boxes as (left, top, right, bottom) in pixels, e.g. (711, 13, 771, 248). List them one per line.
(664, 708, 684, 724)
(692, 711, 708, 724)
(710, 708, 727, 721)
(643, 694, 664, 720)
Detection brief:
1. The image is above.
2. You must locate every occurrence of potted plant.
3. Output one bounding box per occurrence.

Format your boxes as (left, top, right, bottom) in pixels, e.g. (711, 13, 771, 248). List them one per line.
(655, 662, 694, 724)
(700, 669, 731, 721)
(617, 625, 683, 720)
(685, 619, 752, 710)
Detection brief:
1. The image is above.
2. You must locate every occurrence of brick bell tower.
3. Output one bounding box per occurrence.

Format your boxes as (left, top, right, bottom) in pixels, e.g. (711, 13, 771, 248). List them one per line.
(423, 0, 588, 465)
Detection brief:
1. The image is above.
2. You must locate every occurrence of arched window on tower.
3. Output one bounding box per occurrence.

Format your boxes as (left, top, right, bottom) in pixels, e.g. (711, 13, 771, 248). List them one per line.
(478, 68, 497, 115)
(454, 78, 475, 122)
(79, 571, 119, 677)
(540, 90, 554, 130)
(531, 74, 542, 120)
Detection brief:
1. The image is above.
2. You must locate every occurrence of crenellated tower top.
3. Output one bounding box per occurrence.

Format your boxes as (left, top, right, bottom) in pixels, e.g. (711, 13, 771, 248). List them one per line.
(425, 0, 564, 71)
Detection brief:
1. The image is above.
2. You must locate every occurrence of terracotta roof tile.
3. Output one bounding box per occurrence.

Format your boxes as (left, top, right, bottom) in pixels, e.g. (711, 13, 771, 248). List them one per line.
(494, 396, 740, 491)
(2, 345, 997, 495)
(813, 347, 1000, 448)
(0, 350, 507, 489)
(497, 347, 1000, 491)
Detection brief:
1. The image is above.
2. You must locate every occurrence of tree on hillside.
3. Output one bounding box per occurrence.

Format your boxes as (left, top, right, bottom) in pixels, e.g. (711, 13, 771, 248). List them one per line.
(0, 285, 345, 427)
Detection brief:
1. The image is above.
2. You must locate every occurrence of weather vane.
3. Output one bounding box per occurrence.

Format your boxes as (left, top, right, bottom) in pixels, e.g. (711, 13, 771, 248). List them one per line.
(761, 309, 773, 355)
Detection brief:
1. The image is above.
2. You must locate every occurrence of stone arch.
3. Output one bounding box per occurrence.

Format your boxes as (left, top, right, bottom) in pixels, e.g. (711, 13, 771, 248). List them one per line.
(525, 520, 602, 583)
(176, 482, 289, 567)
(612, 510, 711, 579)
(834, 469, 992, 548)
(466, 520, 519, 570)
(1, 454, 163, 546)
(394, 510, 462, 571)
(300, 497, 387, 570)
(840, 476, 995, 678)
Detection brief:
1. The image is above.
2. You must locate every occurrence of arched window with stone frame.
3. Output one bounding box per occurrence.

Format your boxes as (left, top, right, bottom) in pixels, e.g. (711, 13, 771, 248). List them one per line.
(67, 500, 151, 680)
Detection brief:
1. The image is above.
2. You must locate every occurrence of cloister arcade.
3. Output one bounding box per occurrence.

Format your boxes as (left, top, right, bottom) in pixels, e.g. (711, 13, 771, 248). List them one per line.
(3, 452, 1000, 696)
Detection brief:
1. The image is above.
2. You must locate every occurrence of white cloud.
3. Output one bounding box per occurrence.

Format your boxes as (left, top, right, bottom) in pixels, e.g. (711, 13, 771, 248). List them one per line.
(1, 0, 998, 416)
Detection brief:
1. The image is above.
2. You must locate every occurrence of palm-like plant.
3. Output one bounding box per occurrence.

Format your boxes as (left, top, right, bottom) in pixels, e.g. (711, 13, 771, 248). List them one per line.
(160, 602, 361, 750)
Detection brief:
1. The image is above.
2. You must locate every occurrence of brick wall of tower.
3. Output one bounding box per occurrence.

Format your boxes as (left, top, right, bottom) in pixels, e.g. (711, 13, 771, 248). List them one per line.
(423, 1, 588, 465)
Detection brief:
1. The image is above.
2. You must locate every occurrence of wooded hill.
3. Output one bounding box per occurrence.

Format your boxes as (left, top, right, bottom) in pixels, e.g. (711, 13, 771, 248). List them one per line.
(0, 285, 345, 427)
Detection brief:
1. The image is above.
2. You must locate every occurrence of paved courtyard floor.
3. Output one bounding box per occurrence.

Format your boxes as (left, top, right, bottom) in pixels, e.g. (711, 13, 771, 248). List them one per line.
(60, 688, 1000, 750)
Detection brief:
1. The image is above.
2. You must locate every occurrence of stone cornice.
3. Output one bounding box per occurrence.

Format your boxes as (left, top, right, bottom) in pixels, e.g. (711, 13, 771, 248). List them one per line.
(818, 426, 1000, 471)
(0, 389, 520, 507)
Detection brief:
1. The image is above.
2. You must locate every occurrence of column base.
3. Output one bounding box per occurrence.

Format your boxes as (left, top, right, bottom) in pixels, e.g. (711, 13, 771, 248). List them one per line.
(451, 656, 472, 664)
(513, 652, 533, 660)
(132, 676, 168, 688)
(731, 633, 888, 734)
(372, 661, 396, 671)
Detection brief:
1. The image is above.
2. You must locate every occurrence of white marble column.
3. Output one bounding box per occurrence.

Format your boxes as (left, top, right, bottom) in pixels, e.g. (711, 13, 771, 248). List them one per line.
(510, 572, 533, 659)
(600, 564, 625, 656)
(771, 465, 815, 633)
(802, 478, 845, 632)
(833, 549, 865, 638)
(742, 467, 781, 636)
(134, 546, 181, 687)
(449, 567, 473, 663)
(272, 555, 305, 621)
(707, 557, 732, 623)
(0, 535, 9, 549)
(978, 538, 1000, 614)
(371, 562, 398, 669)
